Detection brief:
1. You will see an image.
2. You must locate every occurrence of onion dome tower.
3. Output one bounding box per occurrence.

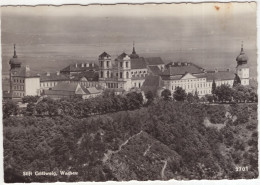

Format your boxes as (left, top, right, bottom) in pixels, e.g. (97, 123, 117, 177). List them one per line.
(236, 41, 248, 66)
(9, 44, 21, 70)
(129, 41, 139, 59)
(236, 42, 249, 86)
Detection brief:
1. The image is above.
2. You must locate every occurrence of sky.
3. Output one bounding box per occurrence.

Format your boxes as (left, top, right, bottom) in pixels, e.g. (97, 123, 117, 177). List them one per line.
(1, 2, 257, 76)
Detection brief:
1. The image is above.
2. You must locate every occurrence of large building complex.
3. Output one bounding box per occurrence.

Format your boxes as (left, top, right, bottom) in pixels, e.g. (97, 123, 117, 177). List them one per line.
(5, 43, 250, 100)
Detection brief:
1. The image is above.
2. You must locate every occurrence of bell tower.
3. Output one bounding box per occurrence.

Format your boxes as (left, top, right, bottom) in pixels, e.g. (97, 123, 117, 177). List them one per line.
(236, 42, 249, 86)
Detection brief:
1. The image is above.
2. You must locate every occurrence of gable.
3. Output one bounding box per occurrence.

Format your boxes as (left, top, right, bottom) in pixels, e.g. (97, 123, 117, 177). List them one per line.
(75, 84, 86, 95)
(181, 73, 197, 80)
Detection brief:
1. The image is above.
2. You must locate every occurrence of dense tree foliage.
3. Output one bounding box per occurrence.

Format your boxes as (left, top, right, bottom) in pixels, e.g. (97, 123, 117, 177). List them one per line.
(161, 89, 172, 101)
(3, 100, 18, 119)
(214, 84, 233, 102)
(145, 91, 154, 106)
(22, 96, 40, 103)
(3, 100, 258, 182)
(173, 87, 187, 101)
(19, 92, 143, 118)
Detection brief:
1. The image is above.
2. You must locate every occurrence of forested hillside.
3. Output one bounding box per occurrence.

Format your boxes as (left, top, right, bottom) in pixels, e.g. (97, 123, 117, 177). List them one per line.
(3, 101, 258, 182)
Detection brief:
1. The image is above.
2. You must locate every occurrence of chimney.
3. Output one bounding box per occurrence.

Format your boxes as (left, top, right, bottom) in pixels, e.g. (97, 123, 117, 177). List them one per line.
(92, 63, 94, 67)
(178, 62, 181, 66)
(86, 63, 89, 67)
(75, 63, 78, 68)
(184, 62, 187, 66)
(81, 63, 84, 67)
(46, 72, 50, 76)
(214, 68, 218, 73)
(56, 71, 60, 75)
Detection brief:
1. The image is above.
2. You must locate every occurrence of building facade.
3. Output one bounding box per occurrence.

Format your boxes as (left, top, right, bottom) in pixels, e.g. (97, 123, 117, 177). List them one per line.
(7, 43, 250, 100)
(9, 45, 41, 99)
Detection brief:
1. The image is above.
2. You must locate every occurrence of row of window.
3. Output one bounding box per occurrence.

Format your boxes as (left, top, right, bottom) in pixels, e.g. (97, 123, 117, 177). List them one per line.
(106, 83, 119, 89)
(172, 78, 205, 83)
(100, 61, 110, 68)
(13, 78, 24, 83)
(131, 70, 147, 74)
(134, 82, 142, 88)
(132, 74, 147, 78)
(171, 83, 210, 90)
(120, 61, 129, 68)
(40, 82, 58, 88)
(13, 85, 24, 91)
(100, 71, 130, 79)
(14, 91, 24, 97)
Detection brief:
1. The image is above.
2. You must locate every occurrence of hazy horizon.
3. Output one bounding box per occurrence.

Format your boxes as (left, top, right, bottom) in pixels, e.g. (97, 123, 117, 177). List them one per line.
(1, 3, 257, 77)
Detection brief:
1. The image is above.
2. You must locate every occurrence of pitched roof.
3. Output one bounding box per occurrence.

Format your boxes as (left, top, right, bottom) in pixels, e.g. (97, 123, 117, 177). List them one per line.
(99, 52, 111, 59)
(141, 75, 164, 94)
(60, 62, 98, 73)
(45, 83, 86, 96)
(70, 71, 99, 81)
(51, 82, 79, 92)
(83, 87, 100, 94)
(144, 57, 164, 65)
(142, 75, 163, 87)
(12, 66, 40, 78)
(40, 72, 70, 82)
(203, 71, 235, 81)
(148, 66, 162, 75)
(161, 65, 203, 76)
(131, 57, 147, 69)
(117, 52, 128, 60)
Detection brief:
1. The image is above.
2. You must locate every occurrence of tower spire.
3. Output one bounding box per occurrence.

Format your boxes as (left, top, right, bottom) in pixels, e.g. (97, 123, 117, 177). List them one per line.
(13, 44, 17, 58)
(132, 41, 136, 54)
(241, 41, 244, 53)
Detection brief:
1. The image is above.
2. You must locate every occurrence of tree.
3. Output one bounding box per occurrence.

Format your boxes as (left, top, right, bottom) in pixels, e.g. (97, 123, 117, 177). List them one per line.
(194, 90, 199, 102)
(26, 102, 35, 116)
(187, 93, 194, 103)
(145, 91, 154, 106)
(212, 79, 216, 95)
(205, 94, 214, 103)
(173, 87, 187, 101)
(22, 96, 39, 104)
(214, 84, 233, 102)
(233, 74, 241, 87)
(3, 100, 18, 118)
(161, 89, 172, 100)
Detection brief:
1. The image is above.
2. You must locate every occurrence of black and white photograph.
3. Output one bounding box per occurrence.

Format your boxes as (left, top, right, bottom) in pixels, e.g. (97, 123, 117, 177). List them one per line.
(1, 1, 258, 183)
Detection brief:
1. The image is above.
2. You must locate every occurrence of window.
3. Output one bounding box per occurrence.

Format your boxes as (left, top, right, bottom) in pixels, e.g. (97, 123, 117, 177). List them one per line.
(126, 62, 129, 68)
(107, 71, 109, 78)
(120, 62, 123, 68)
(126, 72, 129, 78)
(107, 61, 109, 68)
(120, 72, 123, 78)
(101, 71, 103, 78)
(139, 83, 141, 88)
(100, 61, 103, 67)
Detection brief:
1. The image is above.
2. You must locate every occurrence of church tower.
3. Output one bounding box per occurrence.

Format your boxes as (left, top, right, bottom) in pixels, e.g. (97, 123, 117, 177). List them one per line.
(9, 44, 22, 95)
(236, 42, 249, 86)
(98, 51, 112, 88)
(117, 52, 132, 90)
